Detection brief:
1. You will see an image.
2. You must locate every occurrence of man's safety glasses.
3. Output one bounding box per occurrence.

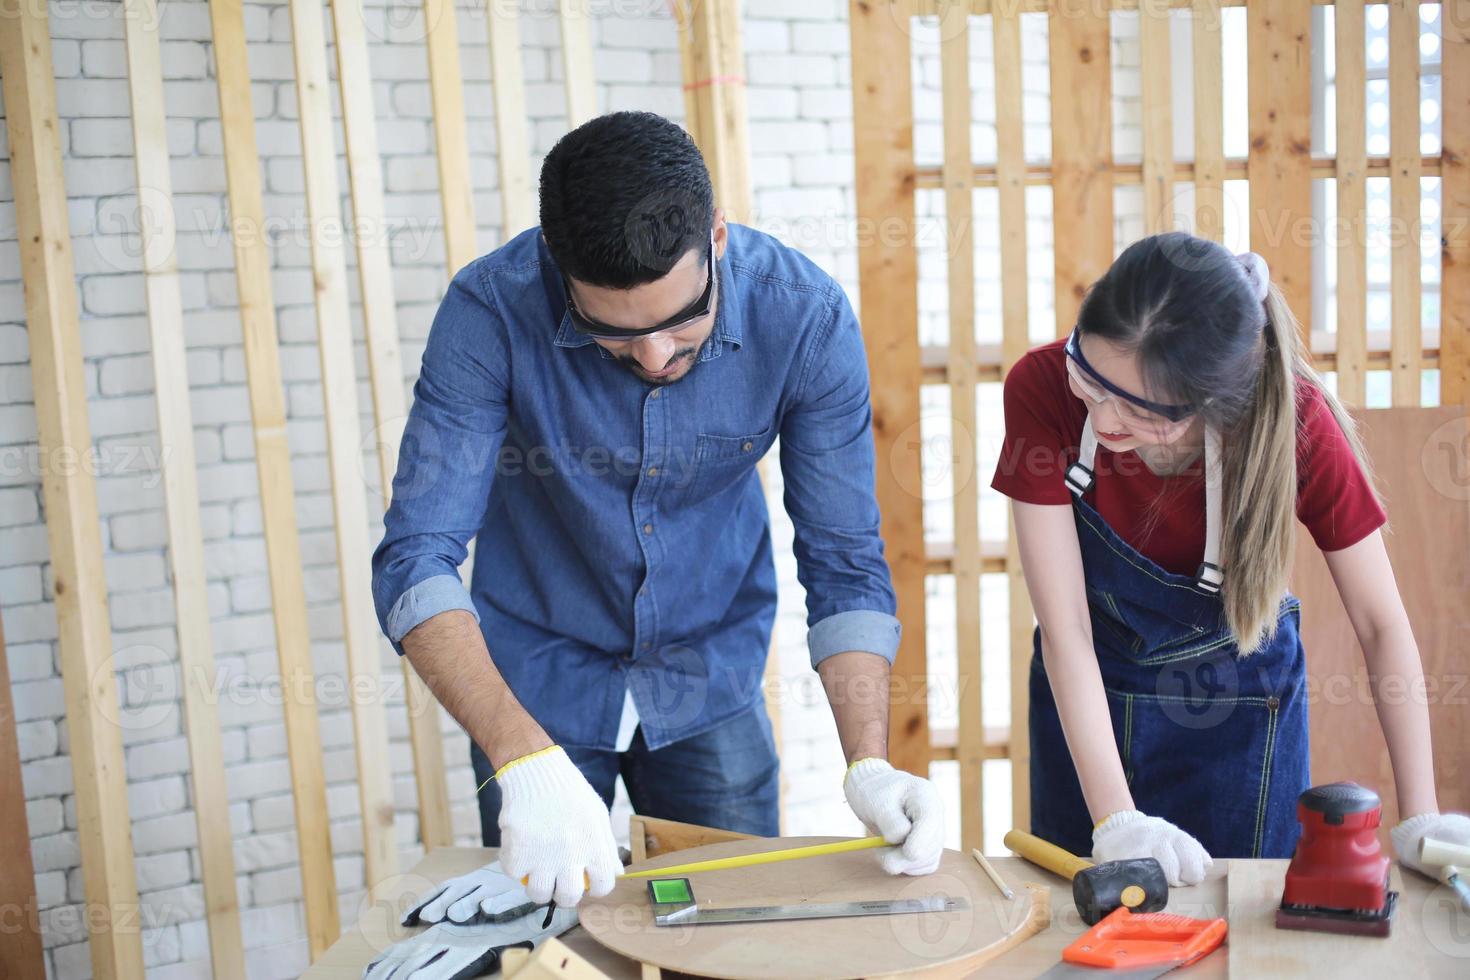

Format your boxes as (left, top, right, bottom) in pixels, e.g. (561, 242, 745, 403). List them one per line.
(564, 232, 717, 342)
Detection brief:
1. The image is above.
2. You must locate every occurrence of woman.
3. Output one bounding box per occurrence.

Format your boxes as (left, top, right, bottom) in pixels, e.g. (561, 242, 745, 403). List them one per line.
(991, 231, 1468, 885)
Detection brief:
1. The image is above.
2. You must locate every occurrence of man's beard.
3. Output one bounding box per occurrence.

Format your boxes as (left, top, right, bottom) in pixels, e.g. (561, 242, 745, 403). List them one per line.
(616, 347, 699, 385)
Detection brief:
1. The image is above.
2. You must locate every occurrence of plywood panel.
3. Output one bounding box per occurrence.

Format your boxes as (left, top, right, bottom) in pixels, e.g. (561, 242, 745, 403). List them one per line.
(207, 0, 340, 954)
(1191, 0, 1225, 241)
(423, 0, 478, 273)
(1444, 0, 1470, 406)
(0, 609, 45, 977)
(1225, 862, 1422, 977)
(940, 2, 983, 853)
(849, 0, 929, 776)
(329, 0, 453, 853)
(1049, 2, 1113, 336)
(1246, 0, 1313, 336)
(0, 3, 144, 975)
(1334, 0, 1369, 406)
(579, 838, 1048, 979)
(1290, 406, 1470, 828)
(1387, 0, 1422, 405)
(121, 0, 244, 972)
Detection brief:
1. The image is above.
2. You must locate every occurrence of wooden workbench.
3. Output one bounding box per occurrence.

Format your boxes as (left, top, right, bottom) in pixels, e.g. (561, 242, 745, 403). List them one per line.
(300, 847, 1469, 978)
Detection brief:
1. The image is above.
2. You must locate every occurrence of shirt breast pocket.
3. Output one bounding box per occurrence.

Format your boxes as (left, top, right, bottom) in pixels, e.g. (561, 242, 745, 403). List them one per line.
(676, 426, 773, 506)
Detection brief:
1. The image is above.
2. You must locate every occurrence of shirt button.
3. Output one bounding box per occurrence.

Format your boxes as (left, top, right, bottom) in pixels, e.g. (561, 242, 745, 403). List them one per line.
(742, 441, 753, 452)
(641, 642, 651, 650)
(647, 467, 659, 477)
(650, 390, 661, 400)
(643, 523, 653, 534)
(638, 586, 647, 597)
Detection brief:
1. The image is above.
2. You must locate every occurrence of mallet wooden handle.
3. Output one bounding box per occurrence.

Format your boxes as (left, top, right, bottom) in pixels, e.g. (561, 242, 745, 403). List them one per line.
(1420, 836, 1470, 869)
(1003, 829, 1095, 881)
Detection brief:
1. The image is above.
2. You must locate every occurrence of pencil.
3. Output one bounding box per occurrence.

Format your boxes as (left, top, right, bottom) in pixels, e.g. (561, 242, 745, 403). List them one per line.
(972, 848, 1014, 900)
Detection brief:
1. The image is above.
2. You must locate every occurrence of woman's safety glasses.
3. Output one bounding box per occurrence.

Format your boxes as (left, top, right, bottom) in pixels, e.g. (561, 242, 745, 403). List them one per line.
(1063, 329, 1198, 432)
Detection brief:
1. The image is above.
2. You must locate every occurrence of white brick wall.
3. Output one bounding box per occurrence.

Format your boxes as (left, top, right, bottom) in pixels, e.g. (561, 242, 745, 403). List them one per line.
(0, 1, 1153, 974)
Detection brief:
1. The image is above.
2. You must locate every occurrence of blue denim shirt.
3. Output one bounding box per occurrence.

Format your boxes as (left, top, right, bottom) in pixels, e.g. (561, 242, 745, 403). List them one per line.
(371, 225, 900, 750)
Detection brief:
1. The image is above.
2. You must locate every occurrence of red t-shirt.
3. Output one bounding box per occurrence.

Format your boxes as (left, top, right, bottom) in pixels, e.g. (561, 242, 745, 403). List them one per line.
(990, 339, 1387, 576)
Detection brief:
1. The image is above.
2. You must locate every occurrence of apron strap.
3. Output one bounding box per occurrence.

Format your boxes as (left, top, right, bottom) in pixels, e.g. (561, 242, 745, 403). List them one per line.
(1196, 424, 1224, 594)
(1066, 412, 1224, 595)
(1065, 415, 1099, 495)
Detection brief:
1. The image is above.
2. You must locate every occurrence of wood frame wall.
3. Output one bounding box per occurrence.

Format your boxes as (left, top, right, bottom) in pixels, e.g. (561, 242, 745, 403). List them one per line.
(2, 0, 756, 971)
(853, 0, 1470, 853)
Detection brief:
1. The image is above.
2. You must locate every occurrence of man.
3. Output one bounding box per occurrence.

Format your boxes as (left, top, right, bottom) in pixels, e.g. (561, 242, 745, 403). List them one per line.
(371, 111, 942, 910)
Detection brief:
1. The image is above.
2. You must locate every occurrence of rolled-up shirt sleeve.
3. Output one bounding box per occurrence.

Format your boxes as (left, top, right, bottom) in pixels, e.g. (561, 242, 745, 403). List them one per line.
(372, 263, 511, 655)
(779, 286, 901, 669)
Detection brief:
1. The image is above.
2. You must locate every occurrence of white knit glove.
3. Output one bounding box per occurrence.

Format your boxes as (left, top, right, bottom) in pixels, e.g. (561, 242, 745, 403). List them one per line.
(1092, 810, 1213, 886)
(363, 906, 578, 978)
(401, 860, 537, 926)
(495, 746, 622, 908)
(1391, 811, 1470, 878)
(843, 758, 945, 876)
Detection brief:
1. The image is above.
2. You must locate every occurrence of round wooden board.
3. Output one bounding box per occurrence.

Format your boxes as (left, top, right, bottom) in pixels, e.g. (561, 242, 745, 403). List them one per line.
(577, 837, 1041, 979)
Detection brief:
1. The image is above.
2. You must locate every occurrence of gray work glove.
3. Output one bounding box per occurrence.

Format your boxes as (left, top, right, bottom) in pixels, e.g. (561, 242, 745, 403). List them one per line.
(401, 860, 539, 926)
(364, 906, 578, 979)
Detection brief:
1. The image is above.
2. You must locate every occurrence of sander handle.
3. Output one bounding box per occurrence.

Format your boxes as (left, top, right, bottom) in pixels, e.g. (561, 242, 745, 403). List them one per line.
(1003, 829, 1095, 881)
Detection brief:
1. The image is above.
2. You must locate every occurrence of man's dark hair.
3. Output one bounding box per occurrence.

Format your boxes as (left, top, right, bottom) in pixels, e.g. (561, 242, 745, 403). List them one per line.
(539, 111, 715, 289)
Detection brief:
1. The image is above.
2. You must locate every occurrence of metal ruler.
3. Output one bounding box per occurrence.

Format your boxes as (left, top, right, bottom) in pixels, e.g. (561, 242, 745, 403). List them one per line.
(652, 895, 969, 926)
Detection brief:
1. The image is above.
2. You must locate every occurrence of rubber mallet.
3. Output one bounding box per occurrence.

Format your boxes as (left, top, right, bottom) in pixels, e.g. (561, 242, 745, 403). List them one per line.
(1004, 828, 1169, 925)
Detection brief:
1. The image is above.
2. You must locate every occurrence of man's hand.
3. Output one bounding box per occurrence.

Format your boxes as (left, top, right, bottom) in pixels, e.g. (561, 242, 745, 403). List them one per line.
(843, 758, 945, 876)
(495, 746, 623, 907)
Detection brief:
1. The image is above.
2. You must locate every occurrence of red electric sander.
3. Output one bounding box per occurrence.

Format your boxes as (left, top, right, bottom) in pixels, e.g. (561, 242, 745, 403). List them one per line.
(1276, 782, 1398, 937)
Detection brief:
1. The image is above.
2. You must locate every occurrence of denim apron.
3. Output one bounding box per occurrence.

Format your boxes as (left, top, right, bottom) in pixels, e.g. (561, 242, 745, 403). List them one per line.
(1029, 417, 1310, 859)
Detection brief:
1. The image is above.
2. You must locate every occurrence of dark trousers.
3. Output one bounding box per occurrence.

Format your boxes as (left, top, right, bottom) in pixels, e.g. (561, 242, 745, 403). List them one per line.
(469, 701, 782, 846)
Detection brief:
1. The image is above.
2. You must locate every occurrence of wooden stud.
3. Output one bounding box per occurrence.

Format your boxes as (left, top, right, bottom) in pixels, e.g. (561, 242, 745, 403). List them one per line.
(675, 0, 754, 224)
(289, 0, 400, 892)
(1191, 0, 1225, 241)
(488, 2, 536, 237)
(329, 0, 454, 853)
(940, 1, 983, 853)
(1139, 0, 1175, 233)
(3, 27, 146, 980)
(0, 4, 145, 976)
(1335, 0, 1369, 406)
(849, 0, 930, 777)
(0, 609, 45, 976)
(1247, 0, 1313, 337)
(120, 1, 245, 973)
(673, 0, 782, 827)
(207, 0, 340, 955)
(1388, 0, 1422, 406)
(1049, 1, 1114, 336)
(558, 0, 598, 126)
(1445, 0, 1470, 406)
(992, 3, 1033, 835)
(423, 0, 478, 274)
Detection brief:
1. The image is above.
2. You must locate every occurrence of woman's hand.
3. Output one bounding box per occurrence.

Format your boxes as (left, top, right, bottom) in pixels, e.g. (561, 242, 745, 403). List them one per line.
(1092, 809, 1214, 886)
(1391, 811, 1470, 878)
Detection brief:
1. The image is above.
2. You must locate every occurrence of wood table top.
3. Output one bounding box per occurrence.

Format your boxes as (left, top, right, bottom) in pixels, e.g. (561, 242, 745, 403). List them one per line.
(300, 845, 1470, 978)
